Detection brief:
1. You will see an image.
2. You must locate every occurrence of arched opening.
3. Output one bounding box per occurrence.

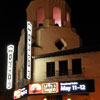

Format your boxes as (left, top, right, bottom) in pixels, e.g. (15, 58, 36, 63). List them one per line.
(37, 8, 45, 27)
(66, 12, 70, 22)
(53, 7, 61, 27)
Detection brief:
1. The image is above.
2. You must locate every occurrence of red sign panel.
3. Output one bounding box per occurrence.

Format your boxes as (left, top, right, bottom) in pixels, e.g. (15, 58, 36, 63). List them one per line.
(29, 84, 42, 94)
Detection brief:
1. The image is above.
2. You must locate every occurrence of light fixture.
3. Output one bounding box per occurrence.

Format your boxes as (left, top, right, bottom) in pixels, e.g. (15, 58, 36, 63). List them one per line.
(43, 98, 47, 100)
(67, 98, 71, 100)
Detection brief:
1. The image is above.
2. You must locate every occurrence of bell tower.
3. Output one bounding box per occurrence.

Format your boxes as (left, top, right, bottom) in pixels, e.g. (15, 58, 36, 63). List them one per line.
(26, 0, 80, 56)
(26, 0, 71, 27)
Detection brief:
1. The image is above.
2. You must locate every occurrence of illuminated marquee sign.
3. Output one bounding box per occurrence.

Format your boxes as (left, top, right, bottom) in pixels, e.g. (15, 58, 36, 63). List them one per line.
(29, 84, 42, 94)
(14, 87, 28, 99)
(14, 89, 21, 99)
(21, 87, 28, 97)
(42, 82, 59, 94)
(6, 45, 14, 89)
(25, 21, 32, 80)
(59, 80, 94, 93)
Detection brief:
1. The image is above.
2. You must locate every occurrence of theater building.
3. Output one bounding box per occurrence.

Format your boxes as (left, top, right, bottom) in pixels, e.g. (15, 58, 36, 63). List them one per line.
(14, 0, 100, 100)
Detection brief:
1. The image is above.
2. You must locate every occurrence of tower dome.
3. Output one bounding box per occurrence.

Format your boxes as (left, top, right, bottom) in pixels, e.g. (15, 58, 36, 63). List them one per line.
(26, 0, 71, 27)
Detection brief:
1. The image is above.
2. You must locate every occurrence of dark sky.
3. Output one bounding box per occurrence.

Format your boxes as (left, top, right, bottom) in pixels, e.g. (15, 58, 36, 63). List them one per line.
(1, 0, 100, 46)
(0, 0, 100, 92)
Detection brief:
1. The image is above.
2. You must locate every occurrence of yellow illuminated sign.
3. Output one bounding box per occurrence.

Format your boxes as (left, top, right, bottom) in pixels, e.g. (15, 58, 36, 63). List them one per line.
(42, 82, 59, 94)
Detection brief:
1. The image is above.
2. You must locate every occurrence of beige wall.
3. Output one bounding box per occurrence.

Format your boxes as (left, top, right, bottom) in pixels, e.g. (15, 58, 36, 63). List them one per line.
(16, 29, 29, 89)
(33, 51, 100, 100)
(32, 26, 80, 56)
(16, 29, 25, 89)
(33, 51, 100, 82)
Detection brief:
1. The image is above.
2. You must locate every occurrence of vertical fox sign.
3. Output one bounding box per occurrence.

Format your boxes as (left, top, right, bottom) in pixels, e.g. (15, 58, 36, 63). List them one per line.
(6, 45, 14, 89)
(25, 21, 32, 80)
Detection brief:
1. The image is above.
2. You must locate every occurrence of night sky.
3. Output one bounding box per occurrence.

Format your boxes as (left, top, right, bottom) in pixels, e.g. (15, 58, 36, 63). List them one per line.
(0, 0, 100, 92)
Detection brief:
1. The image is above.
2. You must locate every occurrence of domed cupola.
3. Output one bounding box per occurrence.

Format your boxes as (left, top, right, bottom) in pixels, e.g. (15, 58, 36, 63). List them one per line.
(26, 0, 71, 28)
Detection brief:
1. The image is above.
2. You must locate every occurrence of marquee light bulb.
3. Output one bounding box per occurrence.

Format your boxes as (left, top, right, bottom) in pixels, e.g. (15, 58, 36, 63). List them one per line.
(67, 98, 71, 100)
(43, 98, 47, 100)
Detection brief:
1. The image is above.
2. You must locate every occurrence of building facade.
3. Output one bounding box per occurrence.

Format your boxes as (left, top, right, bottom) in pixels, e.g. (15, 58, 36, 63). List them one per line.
(14, 0, 100, 100)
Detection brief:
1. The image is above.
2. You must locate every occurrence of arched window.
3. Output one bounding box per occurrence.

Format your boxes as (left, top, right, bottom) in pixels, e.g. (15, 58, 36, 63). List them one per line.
(66, 12, 70, 22)
(53, 7, 61, 27)
(37, 8, 45, 27)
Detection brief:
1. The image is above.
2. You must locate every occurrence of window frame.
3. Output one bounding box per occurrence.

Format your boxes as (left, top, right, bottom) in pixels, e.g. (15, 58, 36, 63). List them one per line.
(72, 58, 82, 75)
(46, 62, 55, 77)
(59, 60, 68, 76)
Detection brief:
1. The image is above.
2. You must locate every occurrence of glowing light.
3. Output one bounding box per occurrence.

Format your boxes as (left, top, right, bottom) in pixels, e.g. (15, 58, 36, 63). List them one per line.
(37, 8, 44, 27)
(67, 98, 71, 100)
(67, 13, 70, 22)
(6, 45, 14, 89)
(53, 7, 61, 27)
(43, 98, 47, 100)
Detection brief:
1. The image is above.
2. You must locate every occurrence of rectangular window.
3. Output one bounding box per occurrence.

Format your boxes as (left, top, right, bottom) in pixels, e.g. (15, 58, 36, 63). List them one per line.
(72, 59, 82, 74)
(47, 62, 55, 77)
(59, 60, 68, 76)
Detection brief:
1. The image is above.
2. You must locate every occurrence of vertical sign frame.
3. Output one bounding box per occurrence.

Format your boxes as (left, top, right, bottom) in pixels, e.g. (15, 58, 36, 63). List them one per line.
(25, 21, 32, 80)
(6, 44, 14, 89)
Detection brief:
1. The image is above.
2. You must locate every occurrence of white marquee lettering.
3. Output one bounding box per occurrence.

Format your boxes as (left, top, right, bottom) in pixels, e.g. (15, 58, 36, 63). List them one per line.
(60, 81, 87, 93)
(6, 45, 14, 90)
(26, 21, 32, 80)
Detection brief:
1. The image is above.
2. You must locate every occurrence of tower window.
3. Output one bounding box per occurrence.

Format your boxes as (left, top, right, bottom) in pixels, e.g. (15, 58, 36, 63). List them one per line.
(53, 7, 61, 27)
(59, 60, 68, 76)
(46, 62, 55, 77)
(66, 12, 70, 22)
(37, 8, 44, 27)
(72, 59, 82, 74)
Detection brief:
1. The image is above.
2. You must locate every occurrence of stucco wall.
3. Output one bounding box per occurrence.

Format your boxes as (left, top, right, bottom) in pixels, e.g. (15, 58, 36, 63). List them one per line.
(33, 26, 80, 56)
(33, 52, 100, 82)
(33, 51, 100, 100)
